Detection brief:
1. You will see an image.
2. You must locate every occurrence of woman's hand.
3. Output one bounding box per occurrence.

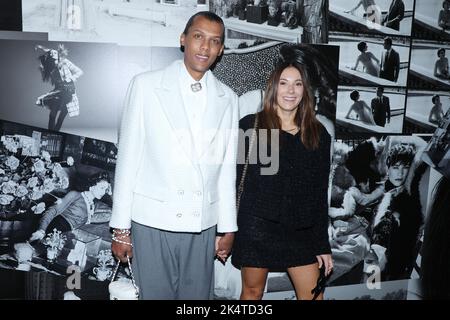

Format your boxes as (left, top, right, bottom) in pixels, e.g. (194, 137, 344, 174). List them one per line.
(34, 45, 48, 52)
(316, 254, 333, 277)
(29, 229, 45, 242)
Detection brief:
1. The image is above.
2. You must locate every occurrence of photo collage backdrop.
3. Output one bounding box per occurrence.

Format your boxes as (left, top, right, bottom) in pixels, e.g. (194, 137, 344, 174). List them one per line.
(0, 0, 337, 300)
(0, 0, 447, 300)
(324, 0, 448, 301)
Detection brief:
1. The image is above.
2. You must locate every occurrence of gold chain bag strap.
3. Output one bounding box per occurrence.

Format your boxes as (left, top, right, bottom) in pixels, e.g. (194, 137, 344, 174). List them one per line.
(236, 114, 259, 211)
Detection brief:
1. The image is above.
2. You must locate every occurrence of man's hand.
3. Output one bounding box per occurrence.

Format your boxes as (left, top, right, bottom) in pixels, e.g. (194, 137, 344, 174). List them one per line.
(111, 232, 133, 263)
(215, 232, 235, 263)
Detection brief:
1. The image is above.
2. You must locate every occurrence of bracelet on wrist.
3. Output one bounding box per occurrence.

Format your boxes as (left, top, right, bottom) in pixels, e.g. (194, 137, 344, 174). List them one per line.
(112, 235, 133, 247)
(113, 228, 131, 236)
(114, 234, 131, 240)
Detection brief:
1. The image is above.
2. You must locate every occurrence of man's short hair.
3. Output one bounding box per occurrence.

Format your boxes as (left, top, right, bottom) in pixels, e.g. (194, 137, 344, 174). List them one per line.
(377, 86, 384, 93)
(384, 37, 393, 47)
(438, 48, 446, 56)
(183, 11, 225, 44)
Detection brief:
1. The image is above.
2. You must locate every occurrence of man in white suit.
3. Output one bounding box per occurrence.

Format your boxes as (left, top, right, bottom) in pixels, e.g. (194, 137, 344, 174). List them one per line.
(110, 12, 239, 299)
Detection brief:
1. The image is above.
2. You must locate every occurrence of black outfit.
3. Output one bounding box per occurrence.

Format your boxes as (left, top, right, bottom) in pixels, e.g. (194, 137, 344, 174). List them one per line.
(371, 95, 391, 127)
(44, 68, 76, 112)
(380, 48, 400, 82)
(371, 181, 423, 281)
(383, 0, 405, 31)
(231, 113, 331, 270)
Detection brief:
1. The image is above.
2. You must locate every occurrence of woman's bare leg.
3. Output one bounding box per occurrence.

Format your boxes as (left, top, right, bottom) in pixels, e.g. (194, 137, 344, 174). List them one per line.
(240, 267, 269, 300)
(287, 262, 322, 300)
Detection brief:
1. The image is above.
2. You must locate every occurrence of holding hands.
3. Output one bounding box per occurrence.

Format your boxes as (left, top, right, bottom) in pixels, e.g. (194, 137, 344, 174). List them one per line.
(215, 232, 235, 263)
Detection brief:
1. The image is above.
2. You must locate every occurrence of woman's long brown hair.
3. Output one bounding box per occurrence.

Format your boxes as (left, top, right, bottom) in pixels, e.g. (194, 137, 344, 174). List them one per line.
(259, 61, 321, 150)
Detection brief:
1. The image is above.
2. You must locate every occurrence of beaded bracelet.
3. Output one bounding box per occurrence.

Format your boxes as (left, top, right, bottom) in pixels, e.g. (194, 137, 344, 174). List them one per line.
(113, 233, 131, 239)
(113, 228, 131, 233)
(113, 236, 130, 241)
(113, 228, 131, 236)
(112, 235, 133, 247)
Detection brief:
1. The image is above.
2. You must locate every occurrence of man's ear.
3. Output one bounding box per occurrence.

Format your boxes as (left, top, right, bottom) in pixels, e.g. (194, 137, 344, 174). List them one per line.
(219, 44, 224, 57)
(180, 33, 186, 47)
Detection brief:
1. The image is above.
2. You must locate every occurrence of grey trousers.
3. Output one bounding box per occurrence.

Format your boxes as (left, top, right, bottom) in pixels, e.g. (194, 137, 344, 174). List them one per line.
(131, 221, 216, 300)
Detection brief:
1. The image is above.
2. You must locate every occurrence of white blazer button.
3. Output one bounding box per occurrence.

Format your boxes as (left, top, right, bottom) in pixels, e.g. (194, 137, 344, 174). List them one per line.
(176, 213, 182, 218)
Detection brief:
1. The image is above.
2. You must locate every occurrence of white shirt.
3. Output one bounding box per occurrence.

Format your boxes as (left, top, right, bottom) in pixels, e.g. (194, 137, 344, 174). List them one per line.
(386, 48, 392, 57)
(179, 62, 208, 158)
(81, 191, 95, 224)
(381, 48, 391, 71)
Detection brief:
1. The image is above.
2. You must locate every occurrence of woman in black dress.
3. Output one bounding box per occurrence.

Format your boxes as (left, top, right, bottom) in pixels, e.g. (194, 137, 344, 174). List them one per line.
(231, 47, 333, 300)
(35, 44, 83, 131)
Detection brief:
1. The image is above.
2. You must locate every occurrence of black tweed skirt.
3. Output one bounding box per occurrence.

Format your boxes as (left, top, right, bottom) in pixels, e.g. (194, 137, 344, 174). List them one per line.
(231, 213, 318, 271)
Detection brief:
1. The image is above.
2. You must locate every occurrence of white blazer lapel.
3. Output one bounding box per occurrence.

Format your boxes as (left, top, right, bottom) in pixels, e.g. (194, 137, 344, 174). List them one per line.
(199, 73, 229, 159)
(155, 61, 199, 168)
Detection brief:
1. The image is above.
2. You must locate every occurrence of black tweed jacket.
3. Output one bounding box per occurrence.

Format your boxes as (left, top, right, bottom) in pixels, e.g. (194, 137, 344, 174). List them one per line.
(237, 113, 332, 254)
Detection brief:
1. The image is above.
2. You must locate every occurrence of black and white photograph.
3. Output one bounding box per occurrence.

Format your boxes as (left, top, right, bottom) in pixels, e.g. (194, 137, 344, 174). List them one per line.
(408, 40, 450, 91)
(412, 0, 450, 41)
(0, 0, 22, 32)
(422, 110, 450, 179)
(209, 0, 329, 46)
(329, 0, 414, 36)
(335, 86, 405, 135)
(0, 39, 119, 142)
(0, 119, 116, 283)
(329, 33, 410, 86)
(404, 91, 450, 134)
(327, 135, 429, 286)
(22, 0, 207, 47)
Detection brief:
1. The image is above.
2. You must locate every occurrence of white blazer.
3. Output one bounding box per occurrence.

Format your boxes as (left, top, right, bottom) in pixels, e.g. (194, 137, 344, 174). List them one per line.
(110, 60, 239, 233)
